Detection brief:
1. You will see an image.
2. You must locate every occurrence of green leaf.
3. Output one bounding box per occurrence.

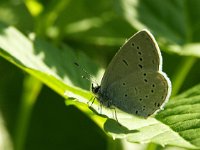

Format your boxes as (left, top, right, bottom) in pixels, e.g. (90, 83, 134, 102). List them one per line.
(36, 0, 134, 47)
(104, 84, 200, 149)
(0, 22, 96, 116)
(0, 22, 200, 149)
(117, 0, 200, 57)
(0, 0, 34, 31)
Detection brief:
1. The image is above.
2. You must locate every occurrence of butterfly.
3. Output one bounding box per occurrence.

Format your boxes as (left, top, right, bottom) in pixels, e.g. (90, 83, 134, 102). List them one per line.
(92, 29, 171, 117)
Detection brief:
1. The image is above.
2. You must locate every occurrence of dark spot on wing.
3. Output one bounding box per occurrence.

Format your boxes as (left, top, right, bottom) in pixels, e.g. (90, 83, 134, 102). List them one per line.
(123, 59, 128, 66)
(135, 87, 137, 92)
(142, 105, 146, 111)
(138, 64, 143, 69)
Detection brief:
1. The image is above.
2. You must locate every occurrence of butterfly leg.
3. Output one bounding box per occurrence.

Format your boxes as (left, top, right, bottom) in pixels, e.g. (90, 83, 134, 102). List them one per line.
(87, 96, 96, 107)
(97, 102, 103, 114)
(108, 100, 120, 124)
(110, 107, 119, 123)
(88, 96, 104, 115)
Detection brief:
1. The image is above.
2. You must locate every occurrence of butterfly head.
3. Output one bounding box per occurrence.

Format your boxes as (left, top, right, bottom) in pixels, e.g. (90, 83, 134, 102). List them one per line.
(91, 83, 101, 95)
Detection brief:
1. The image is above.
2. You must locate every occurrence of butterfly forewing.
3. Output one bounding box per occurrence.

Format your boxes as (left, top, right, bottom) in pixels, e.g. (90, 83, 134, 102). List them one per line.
(100, 30, 161, 93)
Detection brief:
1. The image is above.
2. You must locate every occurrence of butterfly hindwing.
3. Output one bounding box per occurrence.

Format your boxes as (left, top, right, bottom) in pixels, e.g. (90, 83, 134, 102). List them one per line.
(106, 71, 170, 117)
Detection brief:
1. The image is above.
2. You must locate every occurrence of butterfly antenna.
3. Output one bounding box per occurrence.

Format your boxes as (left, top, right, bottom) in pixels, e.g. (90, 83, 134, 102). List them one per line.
(74, 62, 98, 84)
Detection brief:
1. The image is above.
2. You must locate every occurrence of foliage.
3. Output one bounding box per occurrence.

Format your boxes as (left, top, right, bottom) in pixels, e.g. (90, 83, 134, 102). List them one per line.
(0, 0, 200, 150)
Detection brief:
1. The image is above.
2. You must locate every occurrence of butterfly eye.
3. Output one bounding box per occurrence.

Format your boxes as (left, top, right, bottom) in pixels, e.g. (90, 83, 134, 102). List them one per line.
(92, 84, 100, 94)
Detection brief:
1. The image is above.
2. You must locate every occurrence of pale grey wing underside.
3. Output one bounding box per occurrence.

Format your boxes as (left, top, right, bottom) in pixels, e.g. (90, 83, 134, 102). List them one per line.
(100, 30, 162, 92)
(106, 71, 170, 117)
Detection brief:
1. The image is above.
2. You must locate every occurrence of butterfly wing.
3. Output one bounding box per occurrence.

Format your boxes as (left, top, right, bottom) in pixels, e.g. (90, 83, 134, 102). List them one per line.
(106, 71, 170, 117)
(100, 29, 171, 116)
(101, 29, 162, 92)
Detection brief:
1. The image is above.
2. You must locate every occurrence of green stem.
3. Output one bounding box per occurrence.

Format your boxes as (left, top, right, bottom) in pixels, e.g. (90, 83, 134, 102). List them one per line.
(171, 56, 197, 97)
(146, 143, 161, 150)
(14, 75, 42, 150)
(107, 138, 123, 150)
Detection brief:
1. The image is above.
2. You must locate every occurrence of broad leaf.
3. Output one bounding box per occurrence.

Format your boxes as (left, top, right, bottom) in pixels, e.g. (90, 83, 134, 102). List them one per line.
(104, 84, 200, 149)
(0, 23, 200, 149)
(116, 0, 200, 57)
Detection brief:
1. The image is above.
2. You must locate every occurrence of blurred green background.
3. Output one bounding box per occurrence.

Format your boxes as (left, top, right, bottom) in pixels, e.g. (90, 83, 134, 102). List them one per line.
(0, 0, 200, 150)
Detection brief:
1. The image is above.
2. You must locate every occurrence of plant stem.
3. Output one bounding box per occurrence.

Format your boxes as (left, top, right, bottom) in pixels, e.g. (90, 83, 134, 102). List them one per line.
(14, 75, 42, 150)
(171, 56, 197, 97)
